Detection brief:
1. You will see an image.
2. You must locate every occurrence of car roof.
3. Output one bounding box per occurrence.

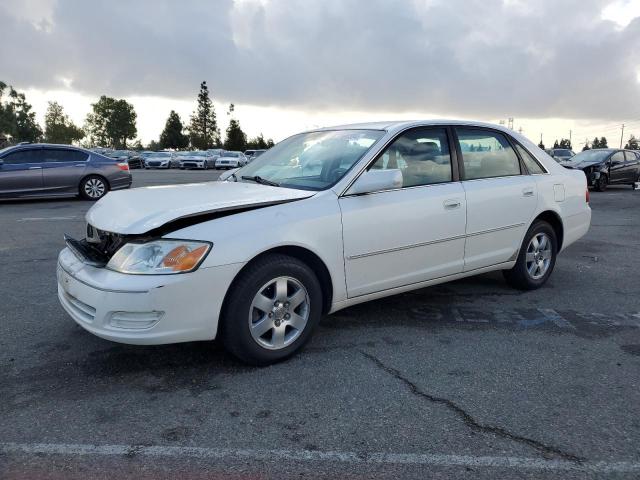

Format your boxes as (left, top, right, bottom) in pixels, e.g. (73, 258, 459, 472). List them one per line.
(0, 143, 93, 155)
(308, 119, 526, 136)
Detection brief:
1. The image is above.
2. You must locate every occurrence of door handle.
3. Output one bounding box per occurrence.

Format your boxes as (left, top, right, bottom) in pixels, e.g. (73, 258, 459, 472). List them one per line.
(522, 188, 534, 197)
(443, 199, 462, 209)
(28, 166, 42, 170)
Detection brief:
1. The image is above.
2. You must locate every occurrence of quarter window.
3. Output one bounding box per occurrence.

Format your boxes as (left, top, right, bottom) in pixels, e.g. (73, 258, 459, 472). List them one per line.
(515, 144, 545, 174)
(370, 128, 452, 187)
(457, 128, 521, 180)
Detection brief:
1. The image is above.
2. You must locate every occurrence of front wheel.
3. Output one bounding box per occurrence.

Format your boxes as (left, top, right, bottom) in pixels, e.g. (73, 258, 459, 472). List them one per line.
(220, 254, 323, 365)
(594, 173, 608, 192)
(79, 175, 109, 200)
(503, 220, 557, 290)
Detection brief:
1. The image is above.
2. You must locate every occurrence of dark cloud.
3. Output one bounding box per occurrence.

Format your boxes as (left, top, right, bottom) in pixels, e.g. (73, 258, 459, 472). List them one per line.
(1, 0, 638, 120)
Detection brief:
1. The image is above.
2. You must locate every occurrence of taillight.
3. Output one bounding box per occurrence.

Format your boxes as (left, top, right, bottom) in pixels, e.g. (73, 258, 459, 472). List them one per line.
(117, 162, 129, 171)
(585, 188, 590, 203)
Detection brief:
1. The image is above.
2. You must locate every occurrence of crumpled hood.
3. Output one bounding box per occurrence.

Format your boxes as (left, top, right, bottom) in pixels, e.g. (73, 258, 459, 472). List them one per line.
(565, 159, 604, 169)
(86, 181, 315, 234)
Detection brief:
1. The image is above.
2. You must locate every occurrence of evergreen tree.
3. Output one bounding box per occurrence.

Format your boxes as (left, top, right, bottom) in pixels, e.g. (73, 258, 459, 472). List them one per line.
(625, 135, 639, 150)
(223, 103, 247, 151)
(44, 101, 84, 144)
(599, 136, 608, 148)
(582, 139, 590, 151)
(553, 140, 559, 148)
(592, 137, 600, 149)
(538, 140, 545, 149)
(558, 138, 572, 149)
(188, 81, 219, 149)
(159, 110, 188, 149)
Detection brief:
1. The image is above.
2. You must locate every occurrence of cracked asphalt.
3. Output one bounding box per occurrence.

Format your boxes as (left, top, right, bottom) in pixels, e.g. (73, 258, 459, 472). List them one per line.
(1, 170, 639, 479)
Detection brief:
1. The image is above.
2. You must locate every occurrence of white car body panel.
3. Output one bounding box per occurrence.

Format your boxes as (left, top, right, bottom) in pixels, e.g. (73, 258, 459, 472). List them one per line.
(58, 119, 591, 346)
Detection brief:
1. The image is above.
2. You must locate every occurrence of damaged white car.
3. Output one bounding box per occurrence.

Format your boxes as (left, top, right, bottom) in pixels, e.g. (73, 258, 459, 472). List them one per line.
(57, 121, 591, 365)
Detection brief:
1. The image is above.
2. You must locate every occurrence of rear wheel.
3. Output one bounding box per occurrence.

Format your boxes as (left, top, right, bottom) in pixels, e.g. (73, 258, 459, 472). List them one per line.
(79, 175, 109, 200)
(503, 220, 557, 290)
(220, 254, 323, 365)
(594, 173, 608, 192)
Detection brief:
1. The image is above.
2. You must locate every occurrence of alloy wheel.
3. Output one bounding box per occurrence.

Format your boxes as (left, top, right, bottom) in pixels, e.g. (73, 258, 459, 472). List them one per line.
(84, 178, 106, 199)
(525, 233, 552, 280)
(248, 276, 310, 350)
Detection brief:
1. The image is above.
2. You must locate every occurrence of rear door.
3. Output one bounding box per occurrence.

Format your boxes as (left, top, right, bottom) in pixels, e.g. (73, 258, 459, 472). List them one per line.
(0, 148, 44, 196)
(624, 151, 640, 183)
(454, 127, 538, 271)
(42, 148, 88, 193)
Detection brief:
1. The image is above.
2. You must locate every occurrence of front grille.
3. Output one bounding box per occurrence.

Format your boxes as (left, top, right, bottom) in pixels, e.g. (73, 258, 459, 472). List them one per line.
(183, 162, 198, 167)
(61, 290, 96, 324)
(147, 161, 161, 166)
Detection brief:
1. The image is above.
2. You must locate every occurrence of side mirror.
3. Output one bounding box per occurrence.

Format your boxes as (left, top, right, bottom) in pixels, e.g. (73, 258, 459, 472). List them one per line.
(347, 169, 403, 195)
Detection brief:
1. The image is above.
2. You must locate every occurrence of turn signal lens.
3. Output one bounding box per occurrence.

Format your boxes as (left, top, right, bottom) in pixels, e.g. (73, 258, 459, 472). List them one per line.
(162, 245, 209, 272)
(117, 162, 130, 171)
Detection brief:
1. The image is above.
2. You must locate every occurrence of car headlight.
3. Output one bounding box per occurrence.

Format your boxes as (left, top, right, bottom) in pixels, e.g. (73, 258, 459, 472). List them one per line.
(107, 240, 212, 274)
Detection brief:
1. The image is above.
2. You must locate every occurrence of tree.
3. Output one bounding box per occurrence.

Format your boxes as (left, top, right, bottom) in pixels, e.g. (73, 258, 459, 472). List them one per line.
(538, 140, 545, 149)
(44, 101, 83, 144)
(0, 81, 42, 143)
(558, 138, 572, 149)
(246, 133, 269, 149)
(188, 81, 219, 149)
(624, 135, 638, 150)
(147, 140, 161, 151)
(159, 110, 188, 150)
(582, 139, 590, 151)
(130, 139, 144, 150)
(224, 118, 247, 151)
(553, 140, 559, 148)
(592, 137, 600, 149)
(599, 136, 608, 148)
(84, 95, 137, 148)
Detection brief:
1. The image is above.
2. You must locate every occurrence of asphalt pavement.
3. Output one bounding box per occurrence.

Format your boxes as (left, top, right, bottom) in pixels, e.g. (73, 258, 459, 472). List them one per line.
(1, 170, 639, 479)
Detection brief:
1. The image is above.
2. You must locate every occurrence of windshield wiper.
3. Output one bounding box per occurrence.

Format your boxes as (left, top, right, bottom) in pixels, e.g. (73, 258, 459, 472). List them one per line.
(241, 175, 279, 187)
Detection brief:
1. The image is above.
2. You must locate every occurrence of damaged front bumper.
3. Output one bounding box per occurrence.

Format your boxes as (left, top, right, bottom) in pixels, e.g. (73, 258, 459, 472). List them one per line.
(57, 247, 244, 345)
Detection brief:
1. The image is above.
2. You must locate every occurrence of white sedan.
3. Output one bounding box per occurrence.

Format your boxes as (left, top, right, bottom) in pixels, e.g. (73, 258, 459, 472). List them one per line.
(57, 120, 591, 365)
(215, 151, 246, 169)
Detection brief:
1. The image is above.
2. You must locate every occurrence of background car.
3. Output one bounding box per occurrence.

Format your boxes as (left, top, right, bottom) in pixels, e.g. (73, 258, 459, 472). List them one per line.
(545, 148, 575, 163)
(143, 151, 173, 169)
(178, 151, 209, 169)
(205, 149, 225, 168)
(0, 143, 131, 200)
(245, 149, 266, 163)
(215, 151, 247, 169)
(563, 148, 640, 191)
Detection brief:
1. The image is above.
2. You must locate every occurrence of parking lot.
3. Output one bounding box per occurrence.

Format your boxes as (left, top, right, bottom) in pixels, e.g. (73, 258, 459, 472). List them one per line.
(1, 169, 639, 479)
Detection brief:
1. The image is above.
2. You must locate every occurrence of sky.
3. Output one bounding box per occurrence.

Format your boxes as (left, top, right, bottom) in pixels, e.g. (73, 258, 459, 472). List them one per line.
(1, 0, 639, 148)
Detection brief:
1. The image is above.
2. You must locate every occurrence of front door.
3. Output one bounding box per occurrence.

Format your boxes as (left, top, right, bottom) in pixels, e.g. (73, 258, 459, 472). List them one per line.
(0, 148, 44, 196)
(339, 127, 467, 298)
(454, 127, 538, 271)
(608, 151, 627, 184)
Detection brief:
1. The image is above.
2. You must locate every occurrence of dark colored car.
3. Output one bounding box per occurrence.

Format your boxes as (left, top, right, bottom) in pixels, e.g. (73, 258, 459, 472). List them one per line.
(107, 150, 143, 169)
(0, 144, 132, 200)
(545, 148, 575, 163)
(564, 148, 640, 191)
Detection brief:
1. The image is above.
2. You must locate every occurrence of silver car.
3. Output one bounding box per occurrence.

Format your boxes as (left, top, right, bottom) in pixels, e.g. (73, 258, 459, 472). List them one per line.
(0, 144, 132, 200)
(144, 151, 174, 169)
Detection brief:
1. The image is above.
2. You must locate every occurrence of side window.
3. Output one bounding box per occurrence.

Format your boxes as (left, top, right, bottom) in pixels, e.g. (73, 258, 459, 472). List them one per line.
(515, 144, 545, 174)
(2, 149, 39, 164)
(370, 128, 452, 187)
(610, 151, 625, 165)
(624, 151, 639, 162)
(456, 128, 521, 180)
(42, 149, 88, 162)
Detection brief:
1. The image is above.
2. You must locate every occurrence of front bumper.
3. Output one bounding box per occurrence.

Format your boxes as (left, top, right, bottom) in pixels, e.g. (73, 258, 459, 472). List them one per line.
(57, 247, 243, 345)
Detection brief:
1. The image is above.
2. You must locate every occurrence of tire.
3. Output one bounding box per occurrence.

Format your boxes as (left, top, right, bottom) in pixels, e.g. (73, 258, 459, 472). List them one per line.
(594, 173, 608, 192)
(220, 254, 323, 366)
(503, 220, 557, 290)
(79, 175, 109, 201)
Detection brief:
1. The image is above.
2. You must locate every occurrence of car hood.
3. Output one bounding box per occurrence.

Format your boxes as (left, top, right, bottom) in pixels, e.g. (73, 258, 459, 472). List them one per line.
(86, 181, 315, 235)
(565, 159, 604, 169)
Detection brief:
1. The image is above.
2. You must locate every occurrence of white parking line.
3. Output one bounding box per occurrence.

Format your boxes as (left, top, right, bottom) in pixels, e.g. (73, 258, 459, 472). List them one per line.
(17, 216, 78, 222)
(1, 442, 639, 473)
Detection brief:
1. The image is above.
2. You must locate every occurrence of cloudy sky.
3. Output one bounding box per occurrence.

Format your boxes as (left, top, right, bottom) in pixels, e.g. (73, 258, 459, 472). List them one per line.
(1, 0, 639, 147)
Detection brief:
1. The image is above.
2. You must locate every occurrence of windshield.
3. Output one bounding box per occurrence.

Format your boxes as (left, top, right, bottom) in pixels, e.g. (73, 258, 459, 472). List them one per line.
(223, 152, 240, 158)
(570, 150, 611, 163)
(150, 152, 171, 158)
(235, 129, 385, 191)
(553, 149, 573, 157)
